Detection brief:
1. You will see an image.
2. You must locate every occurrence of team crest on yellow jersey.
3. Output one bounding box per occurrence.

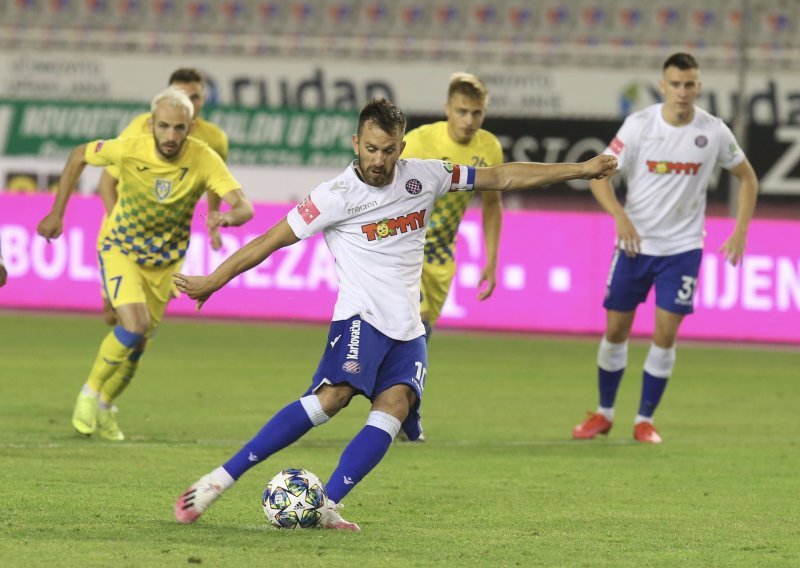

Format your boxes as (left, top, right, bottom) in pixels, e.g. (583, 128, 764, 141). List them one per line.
(154, 178, 173, 200)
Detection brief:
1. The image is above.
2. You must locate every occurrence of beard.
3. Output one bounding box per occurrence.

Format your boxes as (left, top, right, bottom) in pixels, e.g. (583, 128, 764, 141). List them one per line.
(357, 152, 390, 186)
(156, 139, 183, 159)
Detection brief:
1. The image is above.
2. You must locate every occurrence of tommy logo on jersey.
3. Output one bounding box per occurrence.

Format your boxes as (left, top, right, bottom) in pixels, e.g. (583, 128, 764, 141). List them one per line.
(646, 161, 702, 175)
(154, 178, 172, 200)
(297, 195, 320, 224)
(360, 209, 426, 242)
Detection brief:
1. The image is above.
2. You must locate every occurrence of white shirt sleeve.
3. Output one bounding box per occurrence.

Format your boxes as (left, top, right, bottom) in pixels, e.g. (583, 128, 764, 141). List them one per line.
(286, 182, 346, 240)
(605, 115, 639, 172)
(716, 122, 746, 170)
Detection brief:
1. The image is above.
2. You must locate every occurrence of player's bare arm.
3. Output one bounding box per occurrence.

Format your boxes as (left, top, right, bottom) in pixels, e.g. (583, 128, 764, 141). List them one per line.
(478, 191, 502, 301)
(37, 143, 89, 241)
(589, 174, 641, 257)
(206, 191, 224, 250)
(719, 158, 759, 266)
(473, 154, 617, 193)
(174, 216, 299, 309)
(205, 189, 254, 229)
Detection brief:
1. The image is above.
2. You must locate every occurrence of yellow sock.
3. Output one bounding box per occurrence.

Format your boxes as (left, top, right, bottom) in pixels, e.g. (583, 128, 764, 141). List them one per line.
(86, 326, 143, 393)
(100, 352, 142, 404)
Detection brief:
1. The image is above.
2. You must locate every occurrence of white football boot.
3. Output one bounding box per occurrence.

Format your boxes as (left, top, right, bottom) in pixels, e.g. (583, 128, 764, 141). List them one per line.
(174, 474, 225, 524)
(319, 500, 361, 531)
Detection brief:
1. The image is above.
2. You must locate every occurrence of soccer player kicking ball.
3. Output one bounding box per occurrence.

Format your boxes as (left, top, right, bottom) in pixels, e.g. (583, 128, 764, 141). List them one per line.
(173, 97, 617, 530)
(572, 53, 758, 444)
(37, 87, 253, 442)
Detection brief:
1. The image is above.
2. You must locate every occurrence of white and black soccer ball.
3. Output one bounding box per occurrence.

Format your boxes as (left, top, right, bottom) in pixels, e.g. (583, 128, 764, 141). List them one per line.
(262, 468, 327, 529)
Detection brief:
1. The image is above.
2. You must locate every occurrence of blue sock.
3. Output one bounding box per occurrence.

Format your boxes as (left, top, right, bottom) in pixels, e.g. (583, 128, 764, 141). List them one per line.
(598, 367, 624, 408)
(638, 371, 668, 418)
(223, 401, 313, 480)
(325, 425, 393, 503)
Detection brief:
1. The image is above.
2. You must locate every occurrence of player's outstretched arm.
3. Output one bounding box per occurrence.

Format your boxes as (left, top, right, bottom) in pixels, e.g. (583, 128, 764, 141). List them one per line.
(174, 216, 299, 310)
(473, 154, 617, 193)
(206, 189, 254, 230)
(719, 159, 759, 266)
(37, 144, 89, 242)
(589, 175, 641, 256)
(478, 191, 502, 301)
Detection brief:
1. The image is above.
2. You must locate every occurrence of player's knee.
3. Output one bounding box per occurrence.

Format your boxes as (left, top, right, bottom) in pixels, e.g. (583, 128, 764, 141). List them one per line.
(643, 344, 676, 378)
(126, 321, 149, 336)
(597, 337, 628, 371)
(299, 394, 330, 426)
(372, 385, 415, 422)
(315, 384, 355, 416)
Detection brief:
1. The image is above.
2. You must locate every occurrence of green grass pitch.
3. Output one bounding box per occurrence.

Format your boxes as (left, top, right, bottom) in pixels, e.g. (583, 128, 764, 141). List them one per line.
(1, 311, 798, 567)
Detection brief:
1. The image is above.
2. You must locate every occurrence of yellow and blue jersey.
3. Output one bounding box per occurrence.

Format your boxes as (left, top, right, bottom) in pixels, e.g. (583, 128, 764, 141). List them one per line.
(105, 113, 229, 178)
(85, 135, 240, 267)
(403, 121, 502, 264)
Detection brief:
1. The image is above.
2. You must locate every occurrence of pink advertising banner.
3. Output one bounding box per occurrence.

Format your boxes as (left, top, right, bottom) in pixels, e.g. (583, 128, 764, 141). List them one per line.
(1, 194, 798, 343)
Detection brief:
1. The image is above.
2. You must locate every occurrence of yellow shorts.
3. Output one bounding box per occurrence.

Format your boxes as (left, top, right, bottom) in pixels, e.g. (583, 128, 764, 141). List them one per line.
(420, 258, 456, 326)
(97, 246, 182, 335)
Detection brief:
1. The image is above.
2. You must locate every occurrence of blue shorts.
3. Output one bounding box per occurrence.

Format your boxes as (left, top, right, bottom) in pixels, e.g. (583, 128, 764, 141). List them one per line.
(603, 248, 702, 315)
(305, 315, 427, 441)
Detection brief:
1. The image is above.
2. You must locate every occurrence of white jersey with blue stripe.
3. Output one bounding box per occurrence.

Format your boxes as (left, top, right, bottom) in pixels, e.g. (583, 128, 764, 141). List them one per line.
(286, 159, 475, 341)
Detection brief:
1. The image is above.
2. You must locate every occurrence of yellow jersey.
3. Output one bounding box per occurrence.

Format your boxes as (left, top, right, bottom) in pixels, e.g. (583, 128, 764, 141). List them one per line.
(105, 113, 229, 178)
(403, 121, 503, 264)
(86, 135, 240, 267)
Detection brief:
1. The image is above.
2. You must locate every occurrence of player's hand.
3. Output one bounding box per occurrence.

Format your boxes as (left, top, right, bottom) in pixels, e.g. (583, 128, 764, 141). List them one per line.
(173, 272, 219, 311)
(37, 212, 63, 242)
(206, 211, 232, 230)
(720, 231, 746, 266)
(477, 265, 497, 301)
(582, 155, 618, 180)
(614, 213, 641, 257)
(0, 263, 7, 288)
(208, 226, 223, 251)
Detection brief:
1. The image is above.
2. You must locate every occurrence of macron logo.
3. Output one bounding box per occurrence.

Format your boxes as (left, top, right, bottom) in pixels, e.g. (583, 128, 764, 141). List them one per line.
(343, 476, 354, 485)
(248, 452, 259, 462)
(330, 334, 341, 349)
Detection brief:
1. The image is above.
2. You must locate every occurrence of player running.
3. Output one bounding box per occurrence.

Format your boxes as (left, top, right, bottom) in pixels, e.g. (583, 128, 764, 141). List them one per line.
(37, 87, 253, 442)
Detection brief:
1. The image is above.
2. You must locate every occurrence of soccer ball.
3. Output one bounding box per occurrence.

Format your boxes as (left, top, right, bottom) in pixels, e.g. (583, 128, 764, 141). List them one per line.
(262, 468, 327, 529)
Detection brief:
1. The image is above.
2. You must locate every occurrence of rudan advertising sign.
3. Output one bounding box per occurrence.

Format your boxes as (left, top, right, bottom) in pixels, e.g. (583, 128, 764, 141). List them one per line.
(0, 99, 356, 166)
(5, 51, 800, 121)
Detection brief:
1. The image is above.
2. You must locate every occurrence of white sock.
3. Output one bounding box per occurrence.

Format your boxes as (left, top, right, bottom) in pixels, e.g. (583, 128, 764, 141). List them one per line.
(597, 406, 614, 421)
(634, 415, 653, 425)
(210, 466, 235, 490)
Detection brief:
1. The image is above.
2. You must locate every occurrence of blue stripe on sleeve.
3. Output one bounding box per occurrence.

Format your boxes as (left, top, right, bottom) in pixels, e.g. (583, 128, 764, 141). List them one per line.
(466, 166, 476, 187)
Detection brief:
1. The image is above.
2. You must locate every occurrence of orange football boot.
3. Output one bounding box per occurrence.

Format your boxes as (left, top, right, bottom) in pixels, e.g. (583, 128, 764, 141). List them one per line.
(572, 412, 612, 439)
(633, 422, 662, 444)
